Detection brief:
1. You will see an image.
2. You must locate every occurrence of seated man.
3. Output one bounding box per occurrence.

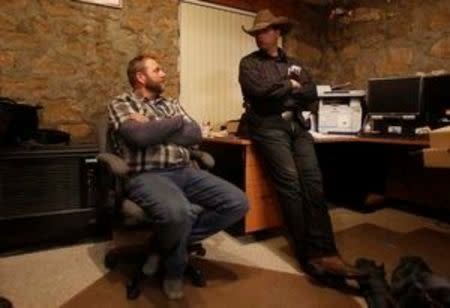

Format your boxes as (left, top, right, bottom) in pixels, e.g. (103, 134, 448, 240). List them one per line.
(108, 53, 249, 300)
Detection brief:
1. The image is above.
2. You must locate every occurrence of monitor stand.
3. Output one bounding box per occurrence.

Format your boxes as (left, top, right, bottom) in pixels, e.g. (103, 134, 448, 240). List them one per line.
(372, 118, 418, 137)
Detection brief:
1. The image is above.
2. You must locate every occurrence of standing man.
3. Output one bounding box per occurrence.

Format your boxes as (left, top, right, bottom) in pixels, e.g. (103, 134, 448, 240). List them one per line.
(109, 53, 248, 299)
(239, 10, 365, 282)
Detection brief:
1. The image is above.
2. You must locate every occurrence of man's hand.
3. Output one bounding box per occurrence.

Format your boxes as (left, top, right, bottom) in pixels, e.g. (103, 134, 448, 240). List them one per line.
(129, 113, 149, 123)
(290, 79, 302, 90)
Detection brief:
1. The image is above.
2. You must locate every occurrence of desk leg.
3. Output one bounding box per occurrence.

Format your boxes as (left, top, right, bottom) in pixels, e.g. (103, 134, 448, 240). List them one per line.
(243, 145, 283, 233)
(200, 142, 283, 234)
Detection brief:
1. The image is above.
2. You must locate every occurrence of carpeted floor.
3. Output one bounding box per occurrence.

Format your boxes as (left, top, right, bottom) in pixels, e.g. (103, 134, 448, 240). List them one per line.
(1, 208, 450, 308)
(335, 224, 450, 278)
(61, 258, 360, 308)
(59, 224, 450, 308)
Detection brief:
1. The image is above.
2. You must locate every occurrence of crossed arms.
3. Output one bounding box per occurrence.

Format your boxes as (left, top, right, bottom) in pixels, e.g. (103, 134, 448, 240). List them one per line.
(108, 99, 202, 148)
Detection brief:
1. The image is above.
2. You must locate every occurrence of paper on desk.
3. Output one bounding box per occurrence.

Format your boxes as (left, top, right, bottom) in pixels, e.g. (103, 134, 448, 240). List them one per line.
(316, 85, 332, 96)
(310, 131, 357, 140)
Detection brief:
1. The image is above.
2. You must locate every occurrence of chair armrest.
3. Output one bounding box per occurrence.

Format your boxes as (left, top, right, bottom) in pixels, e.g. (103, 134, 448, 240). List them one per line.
(97, 153, 130, 177)
(190, 149, 215, 169)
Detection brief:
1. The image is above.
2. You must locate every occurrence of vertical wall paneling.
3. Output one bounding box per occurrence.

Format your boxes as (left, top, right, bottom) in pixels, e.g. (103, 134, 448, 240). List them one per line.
(179, 0, 256, 126)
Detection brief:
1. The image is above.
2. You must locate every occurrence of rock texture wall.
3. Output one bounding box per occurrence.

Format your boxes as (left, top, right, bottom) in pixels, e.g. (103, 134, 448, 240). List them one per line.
(205, 0, 325, 78)
(0, 0, 179, 140)
(320, 0, 450, 88)
(0, 0, 324, 141)
(284, 4, 325, 79)
(4, 0, 446, 140)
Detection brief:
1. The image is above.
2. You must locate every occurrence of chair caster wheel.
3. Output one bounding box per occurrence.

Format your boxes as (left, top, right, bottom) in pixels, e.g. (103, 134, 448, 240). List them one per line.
(126, 281, 141, 300)
(188, 243, 206, 257)
(104, 253, 118, 270)
(186, 265, 206, 287)
(192, 274, 206, 287)
(196, 246, 206, 257)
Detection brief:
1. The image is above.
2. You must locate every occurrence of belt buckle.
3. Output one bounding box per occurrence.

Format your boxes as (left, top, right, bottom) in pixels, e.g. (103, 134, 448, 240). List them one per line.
(281, 111, 293, 120)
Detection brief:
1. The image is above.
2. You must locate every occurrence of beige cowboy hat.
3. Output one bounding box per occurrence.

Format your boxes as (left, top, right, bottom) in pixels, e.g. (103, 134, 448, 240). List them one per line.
(242, 9, 292, 36)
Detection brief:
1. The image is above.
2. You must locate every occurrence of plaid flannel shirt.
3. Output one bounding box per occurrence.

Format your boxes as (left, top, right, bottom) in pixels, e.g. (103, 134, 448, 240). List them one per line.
(108, 92, 193, 173)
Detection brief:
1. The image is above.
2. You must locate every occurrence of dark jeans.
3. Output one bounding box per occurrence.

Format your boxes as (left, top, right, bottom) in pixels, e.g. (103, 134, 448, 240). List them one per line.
(127, 166, 248, 278)
(248, 113, 337, 263)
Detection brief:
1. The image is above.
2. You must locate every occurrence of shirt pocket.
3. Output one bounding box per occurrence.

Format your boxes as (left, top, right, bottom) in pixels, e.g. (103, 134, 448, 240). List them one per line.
(141, 104, 158, 120)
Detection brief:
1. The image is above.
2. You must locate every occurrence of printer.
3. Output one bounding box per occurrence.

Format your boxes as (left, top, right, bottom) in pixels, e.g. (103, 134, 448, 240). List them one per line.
(316, 85, 366, 134)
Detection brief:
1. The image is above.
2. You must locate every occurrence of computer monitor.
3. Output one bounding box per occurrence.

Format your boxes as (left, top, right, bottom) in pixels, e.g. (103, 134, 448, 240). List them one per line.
(367, 76, 422, 118)
(421, 74, 450, 127)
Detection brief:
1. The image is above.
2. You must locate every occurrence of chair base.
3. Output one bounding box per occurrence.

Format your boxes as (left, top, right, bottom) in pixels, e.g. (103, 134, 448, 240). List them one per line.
(104, 243, 207, 300)
(125, 262, 207, 300)
(104, 244, 149, 270)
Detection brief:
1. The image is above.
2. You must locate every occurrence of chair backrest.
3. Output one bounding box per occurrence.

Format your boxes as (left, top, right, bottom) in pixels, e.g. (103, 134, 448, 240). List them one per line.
(95, 112, 210, 227)
(97, 113, 114, 154)
(96, 113, 134, 224)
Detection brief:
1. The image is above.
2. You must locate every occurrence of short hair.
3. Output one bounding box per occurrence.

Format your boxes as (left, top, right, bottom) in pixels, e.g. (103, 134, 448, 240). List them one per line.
(127, 53, 158, 88)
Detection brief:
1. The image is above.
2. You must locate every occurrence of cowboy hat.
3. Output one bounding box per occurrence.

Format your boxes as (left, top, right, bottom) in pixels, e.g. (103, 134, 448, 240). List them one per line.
(242, 9, 292, 36)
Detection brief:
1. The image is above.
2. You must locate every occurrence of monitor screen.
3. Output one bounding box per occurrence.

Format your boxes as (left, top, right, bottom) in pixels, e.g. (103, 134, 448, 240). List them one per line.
(367, 76, 422, 115)
(422, 74, 450, 117)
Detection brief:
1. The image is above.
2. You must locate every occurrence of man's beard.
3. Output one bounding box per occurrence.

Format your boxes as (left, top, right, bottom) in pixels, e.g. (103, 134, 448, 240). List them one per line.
(144, 78, 164, 95)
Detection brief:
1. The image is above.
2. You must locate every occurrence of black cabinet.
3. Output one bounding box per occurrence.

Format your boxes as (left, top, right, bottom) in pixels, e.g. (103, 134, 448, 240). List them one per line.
(0, 144, 107, 252)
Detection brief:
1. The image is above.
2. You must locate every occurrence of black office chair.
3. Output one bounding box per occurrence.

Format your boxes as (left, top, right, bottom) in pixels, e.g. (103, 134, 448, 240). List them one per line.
(96, 115, 214, 299)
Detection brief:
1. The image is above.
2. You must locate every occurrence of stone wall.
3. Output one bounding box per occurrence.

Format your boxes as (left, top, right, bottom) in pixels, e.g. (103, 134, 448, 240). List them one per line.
(0, 0, 179, 140)
(205, 0, 325, 77)
(0, 0, 325, 141)
(284, 3, 325, 79)
(320, 0, 450, 88)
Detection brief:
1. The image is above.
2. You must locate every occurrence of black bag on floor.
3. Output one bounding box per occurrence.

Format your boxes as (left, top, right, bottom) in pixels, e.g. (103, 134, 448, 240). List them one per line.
(355, 258, 395, 308)
(391, 256, 450, 308)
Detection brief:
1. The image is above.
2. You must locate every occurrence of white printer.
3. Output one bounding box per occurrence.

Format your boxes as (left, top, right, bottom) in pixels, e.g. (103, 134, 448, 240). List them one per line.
(316, 85, 366, 134)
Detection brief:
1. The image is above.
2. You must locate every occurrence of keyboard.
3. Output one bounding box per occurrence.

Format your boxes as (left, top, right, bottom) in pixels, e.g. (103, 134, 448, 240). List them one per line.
(324, 90, 350, 94)
(358, 132, 429, 141)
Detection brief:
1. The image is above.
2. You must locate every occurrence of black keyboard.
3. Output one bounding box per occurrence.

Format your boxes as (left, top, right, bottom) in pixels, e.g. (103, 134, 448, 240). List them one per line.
(358, 132, 429, 140)
(324, 90, 350, 94)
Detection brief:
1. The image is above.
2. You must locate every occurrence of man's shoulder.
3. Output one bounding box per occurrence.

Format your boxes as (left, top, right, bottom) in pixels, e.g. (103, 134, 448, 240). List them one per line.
(282, 51, 303, 66)
(110, 92, 133, 105)
(158, 96, 180, 106)
(240, 50, 261, 63)
(286, 55, 302, 64)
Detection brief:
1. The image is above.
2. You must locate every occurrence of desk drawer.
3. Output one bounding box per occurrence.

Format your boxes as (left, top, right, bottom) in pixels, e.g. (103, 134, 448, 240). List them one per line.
(245, 187, 283, 233)
(245, 176, 283, 233)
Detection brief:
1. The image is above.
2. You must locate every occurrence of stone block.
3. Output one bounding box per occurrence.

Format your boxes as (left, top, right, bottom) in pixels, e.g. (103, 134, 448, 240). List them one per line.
(58, 123, 92, 139)
(41, 101, 83, 125)
(430, 37, 450, 59)
(375, 47, 414, 76)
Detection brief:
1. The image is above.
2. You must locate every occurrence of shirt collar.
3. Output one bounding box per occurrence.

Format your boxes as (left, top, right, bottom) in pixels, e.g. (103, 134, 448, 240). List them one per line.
(257, 48, 287, 61)
(130, 91, 164, 105)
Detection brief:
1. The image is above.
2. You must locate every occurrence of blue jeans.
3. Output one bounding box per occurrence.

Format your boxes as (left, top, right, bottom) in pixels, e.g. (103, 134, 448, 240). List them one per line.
(248, 112, 337, 262)
(127, 166, 248, 278)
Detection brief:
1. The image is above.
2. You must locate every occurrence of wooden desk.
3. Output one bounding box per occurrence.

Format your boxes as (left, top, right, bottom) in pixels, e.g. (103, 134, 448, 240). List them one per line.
(204, 134, 429, 146)
(202, 136, 283, 233)
(312, 134, 429, 146)
(202, 135, 434, 234)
